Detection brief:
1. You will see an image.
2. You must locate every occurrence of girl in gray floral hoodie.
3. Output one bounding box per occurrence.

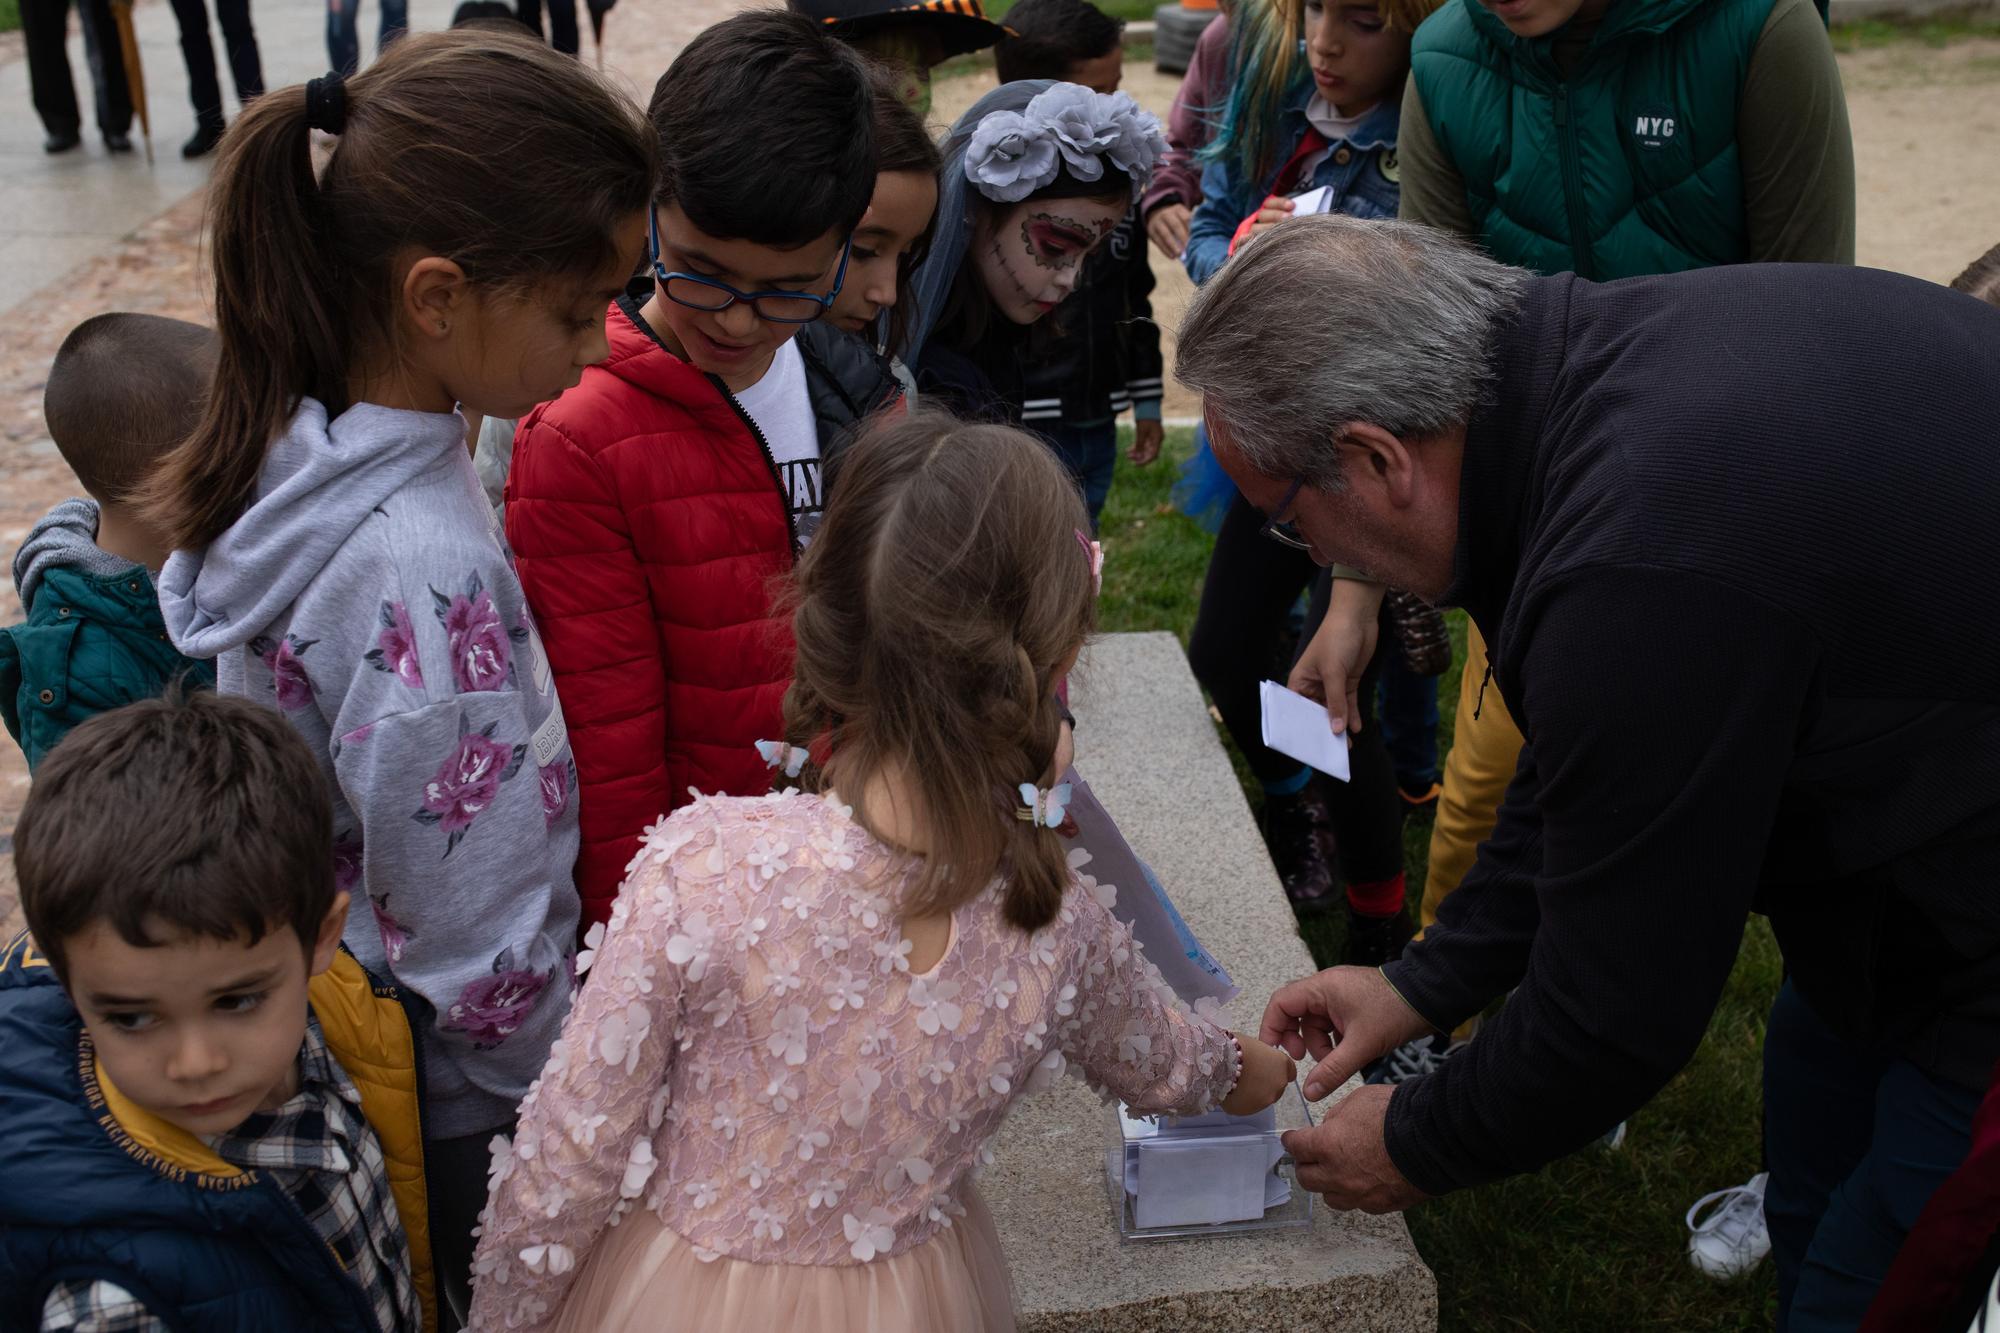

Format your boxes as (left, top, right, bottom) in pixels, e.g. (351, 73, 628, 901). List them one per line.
(146, 34, 656, 1319)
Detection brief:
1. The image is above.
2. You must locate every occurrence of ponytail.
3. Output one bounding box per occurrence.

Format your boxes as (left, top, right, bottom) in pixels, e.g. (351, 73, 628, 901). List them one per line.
(140, 28, 656, 552)
(142, 85, 344, 550)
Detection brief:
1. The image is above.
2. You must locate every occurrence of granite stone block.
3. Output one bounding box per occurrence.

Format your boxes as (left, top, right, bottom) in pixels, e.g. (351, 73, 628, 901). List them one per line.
(986, 632, 1437, 1331)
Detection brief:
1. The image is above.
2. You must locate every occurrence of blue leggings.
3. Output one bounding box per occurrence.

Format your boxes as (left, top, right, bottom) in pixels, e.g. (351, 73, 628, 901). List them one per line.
(1764, 981, 1982, 1331)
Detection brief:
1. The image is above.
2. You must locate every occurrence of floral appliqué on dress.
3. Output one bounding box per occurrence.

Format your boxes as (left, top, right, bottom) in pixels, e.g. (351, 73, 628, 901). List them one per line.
(467, 793, 1240, 1333)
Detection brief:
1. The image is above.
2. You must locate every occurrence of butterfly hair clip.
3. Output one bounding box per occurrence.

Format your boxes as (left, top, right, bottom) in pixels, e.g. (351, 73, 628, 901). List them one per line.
(1074, 530, 1103, 594)
(1016, 781, 1074, 829)
(755, 739, 810, 779)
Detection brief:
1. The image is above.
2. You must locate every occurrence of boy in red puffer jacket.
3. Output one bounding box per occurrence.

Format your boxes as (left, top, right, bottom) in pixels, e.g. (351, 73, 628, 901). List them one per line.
(505, 9, 901, 934)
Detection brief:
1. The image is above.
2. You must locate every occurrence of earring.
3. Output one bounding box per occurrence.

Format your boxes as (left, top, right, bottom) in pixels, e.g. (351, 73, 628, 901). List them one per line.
(438, 321, 450, 334)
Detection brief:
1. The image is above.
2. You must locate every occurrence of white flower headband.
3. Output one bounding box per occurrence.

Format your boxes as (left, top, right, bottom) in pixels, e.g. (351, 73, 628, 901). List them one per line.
(962, 83, 1167, 205)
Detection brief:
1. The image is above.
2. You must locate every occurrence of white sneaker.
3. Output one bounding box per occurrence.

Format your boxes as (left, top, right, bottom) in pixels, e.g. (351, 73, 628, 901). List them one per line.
(1360, 1034, 1463, 1085)
(1685, 1171, 1772, 1279)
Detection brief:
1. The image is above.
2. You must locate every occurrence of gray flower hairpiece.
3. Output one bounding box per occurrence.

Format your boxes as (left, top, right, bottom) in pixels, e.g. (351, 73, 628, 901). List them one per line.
(963, 109, 1061, 203)
(962, 84, 1168, 204)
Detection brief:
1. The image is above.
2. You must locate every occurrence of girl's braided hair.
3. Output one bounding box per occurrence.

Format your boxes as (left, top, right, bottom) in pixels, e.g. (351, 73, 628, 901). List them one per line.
(778, 410, 1097, 932)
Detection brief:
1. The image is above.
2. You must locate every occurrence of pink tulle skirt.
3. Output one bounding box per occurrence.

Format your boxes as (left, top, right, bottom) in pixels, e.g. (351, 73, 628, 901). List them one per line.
(551, 1189, 1016, 1333)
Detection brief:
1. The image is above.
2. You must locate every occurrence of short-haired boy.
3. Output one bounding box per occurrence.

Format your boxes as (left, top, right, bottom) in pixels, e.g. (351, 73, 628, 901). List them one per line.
(791, 0, 1008, 115)
(1, 313, 217, 771)
(994, 0, 1125, 91)
(0, 690, 432, 1331)
(988, 0, 1166, 523)
(505, 8, 904, 933)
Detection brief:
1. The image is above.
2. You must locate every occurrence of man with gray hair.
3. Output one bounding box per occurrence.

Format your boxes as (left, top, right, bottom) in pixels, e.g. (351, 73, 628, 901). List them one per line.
(1186, 213, 2000, 1329)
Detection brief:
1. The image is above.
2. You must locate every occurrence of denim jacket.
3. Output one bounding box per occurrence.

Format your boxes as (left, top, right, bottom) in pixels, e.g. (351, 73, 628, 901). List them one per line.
(1183, 92, 1402, 286)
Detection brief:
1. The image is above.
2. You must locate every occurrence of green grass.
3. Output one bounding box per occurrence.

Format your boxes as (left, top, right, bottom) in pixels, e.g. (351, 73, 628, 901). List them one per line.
(0, 0, 19, 35)
(1830, 7, 2000, 49)
(987, 0, 1165, 23)
(1101, 425, 1780, 1333)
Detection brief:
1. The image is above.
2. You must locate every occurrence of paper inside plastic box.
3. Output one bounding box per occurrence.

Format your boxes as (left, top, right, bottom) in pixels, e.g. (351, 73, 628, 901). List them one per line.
(1103, 1083, 1317, 1240)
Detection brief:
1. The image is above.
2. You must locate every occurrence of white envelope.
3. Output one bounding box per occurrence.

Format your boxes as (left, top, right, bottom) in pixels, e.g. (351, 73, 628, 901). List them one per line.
(1289, 184, 1337, 216)
(1258, 680, 1351, 782)
(1130, 1137, 1275, 1228)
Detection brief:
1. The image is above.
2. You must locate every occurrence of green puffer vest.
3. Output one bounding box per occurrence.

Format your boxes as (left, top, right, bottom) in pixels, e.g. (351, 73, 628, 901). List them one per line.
(0, 564, 214, 771)
(1410, 0, 1775, 278)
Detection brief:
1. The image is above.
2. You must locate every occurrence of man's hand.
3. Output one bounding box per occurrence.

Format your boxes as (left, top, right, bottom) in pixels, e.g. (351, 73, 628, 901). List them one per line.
(1283, 1084, 1429, 1213)
(1288, 578, 1385, 736)
(1146, 203, 1192, 259)
(1129, 419, 1164, 466)
(1261, 963, 1432, 1099)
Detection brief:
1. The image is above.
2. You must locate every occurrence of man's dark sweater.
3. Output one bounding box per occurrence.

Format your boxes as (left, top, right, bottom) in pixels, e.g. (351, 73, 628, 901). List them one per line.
(1382, 263, 2000, 1196)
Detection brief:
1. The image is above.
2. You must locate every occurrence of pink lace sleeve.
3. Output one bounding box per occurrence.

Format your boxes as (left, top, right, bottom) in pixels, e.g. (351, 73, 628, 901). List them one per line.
(1056, 884, 1242, 1117)
(466, 828, 692, 1332)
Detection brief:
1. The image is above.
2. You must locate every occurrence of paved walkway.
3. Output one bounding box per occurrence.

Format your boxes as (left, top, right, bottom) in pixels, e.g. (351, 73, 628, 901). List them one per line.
(0, 0, 743, 315)
(0, 0, 426, 313)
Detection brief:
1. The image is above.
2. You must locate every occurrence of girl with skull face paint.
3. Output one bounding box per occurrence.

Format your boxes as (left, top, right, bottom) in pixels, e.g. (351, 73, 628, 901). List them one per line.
(903, 82, 1164, 448)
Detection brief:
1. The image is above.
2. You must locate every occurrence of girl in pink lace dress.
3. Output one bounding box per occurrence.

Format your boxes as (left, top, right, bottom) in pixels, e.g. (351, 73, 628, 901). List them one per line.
(467, 412, 1295, 1332)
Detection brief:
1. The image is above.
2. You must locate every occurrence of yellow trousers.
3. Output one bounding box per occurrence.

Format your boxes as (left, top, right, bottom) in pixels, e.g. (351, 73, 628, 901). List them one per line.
(1418, 622, 1526, 937)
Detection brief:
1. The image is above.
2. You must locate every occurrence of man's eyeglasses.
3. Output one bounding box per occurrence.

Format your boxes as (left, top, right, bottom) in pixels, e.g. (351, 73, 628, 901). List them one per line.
(1261, 477, 1310, 551)
(649, 213, 850, 325)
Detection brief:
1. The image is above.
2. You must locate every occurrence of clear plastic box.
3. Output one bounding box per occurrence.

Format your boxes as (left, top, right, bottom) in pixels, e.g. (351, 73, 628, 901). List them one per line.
(1103, 1082, 1317, 1241)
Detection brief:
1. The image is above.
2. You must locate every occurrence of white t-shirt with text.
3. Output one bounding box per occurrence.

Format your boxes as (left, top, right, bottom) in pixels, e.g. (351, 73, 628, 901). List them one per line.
(733, 340, 822, 547)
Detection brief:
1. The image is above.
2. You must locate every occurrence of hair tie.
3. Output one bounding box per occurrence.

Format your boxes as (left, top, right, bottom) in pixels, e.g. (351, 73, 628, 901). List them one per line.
(755, 739, 810, 779)
(305, 73, 348, 136)
(1016, 781, 1073, 829)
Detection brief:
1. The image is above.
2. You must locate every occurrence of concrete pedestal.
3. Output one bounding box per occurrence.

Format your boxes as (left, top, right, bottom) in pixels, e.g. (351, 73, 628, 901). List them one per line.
(985, 632, 1438, 1331)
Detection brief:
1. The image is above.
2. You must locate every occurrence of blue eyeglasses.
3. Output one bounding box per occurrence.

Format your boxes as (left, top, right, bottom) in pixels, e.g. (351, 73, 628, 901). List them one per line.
(649, 213, 851, 325)
(1261, 476, 1311, 550)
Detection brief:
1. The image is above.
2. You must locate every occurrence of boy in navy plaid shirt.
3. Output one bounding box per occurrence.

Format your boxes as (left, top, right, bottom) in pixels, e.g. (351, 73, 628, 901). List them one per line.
(0, 690, 435, 1332)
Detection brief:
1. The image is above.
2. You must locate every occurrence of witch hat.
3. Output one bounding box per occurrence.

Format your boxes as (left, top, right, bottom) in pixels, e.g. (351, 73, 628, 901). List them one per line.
(790, 0, 1010, 61)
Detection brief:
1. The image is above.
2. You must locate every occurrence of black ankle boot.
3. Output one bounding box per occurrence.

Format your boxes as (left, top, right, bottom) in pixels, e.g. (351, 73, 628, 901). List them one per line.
(1342, 902, 1415, 967)
(1262, 782, 1340, 911)
(182, 120, 226, 159)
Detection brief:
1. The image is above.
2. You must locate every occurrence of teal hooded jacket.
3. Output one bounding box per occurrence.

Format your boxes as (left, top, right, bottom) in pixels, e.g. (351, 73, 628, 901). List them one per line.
(0, 499, 212, 770)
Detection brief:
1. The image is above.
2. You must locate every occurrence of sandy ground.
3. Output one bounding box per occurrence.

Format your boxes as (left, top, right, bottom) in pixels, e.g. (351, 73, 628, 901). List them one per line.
(936, 38, 2000, 420)
(0, 27, 1996, 929)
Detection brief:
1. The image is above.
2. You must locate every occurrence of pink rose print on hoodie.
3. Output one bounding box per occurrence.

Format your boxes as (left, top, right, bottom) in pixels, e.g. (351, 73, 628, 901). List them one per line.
(431, 572, 531, 694)
(370, 892, 412, 964)
(363, 600, 425, 688)
(411, 714, 527, 857)
(538, 758, 574, 829)
(333, 832, 364, 894)
(444, 945, 551, 1049)
(247, 634, 318, 710)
